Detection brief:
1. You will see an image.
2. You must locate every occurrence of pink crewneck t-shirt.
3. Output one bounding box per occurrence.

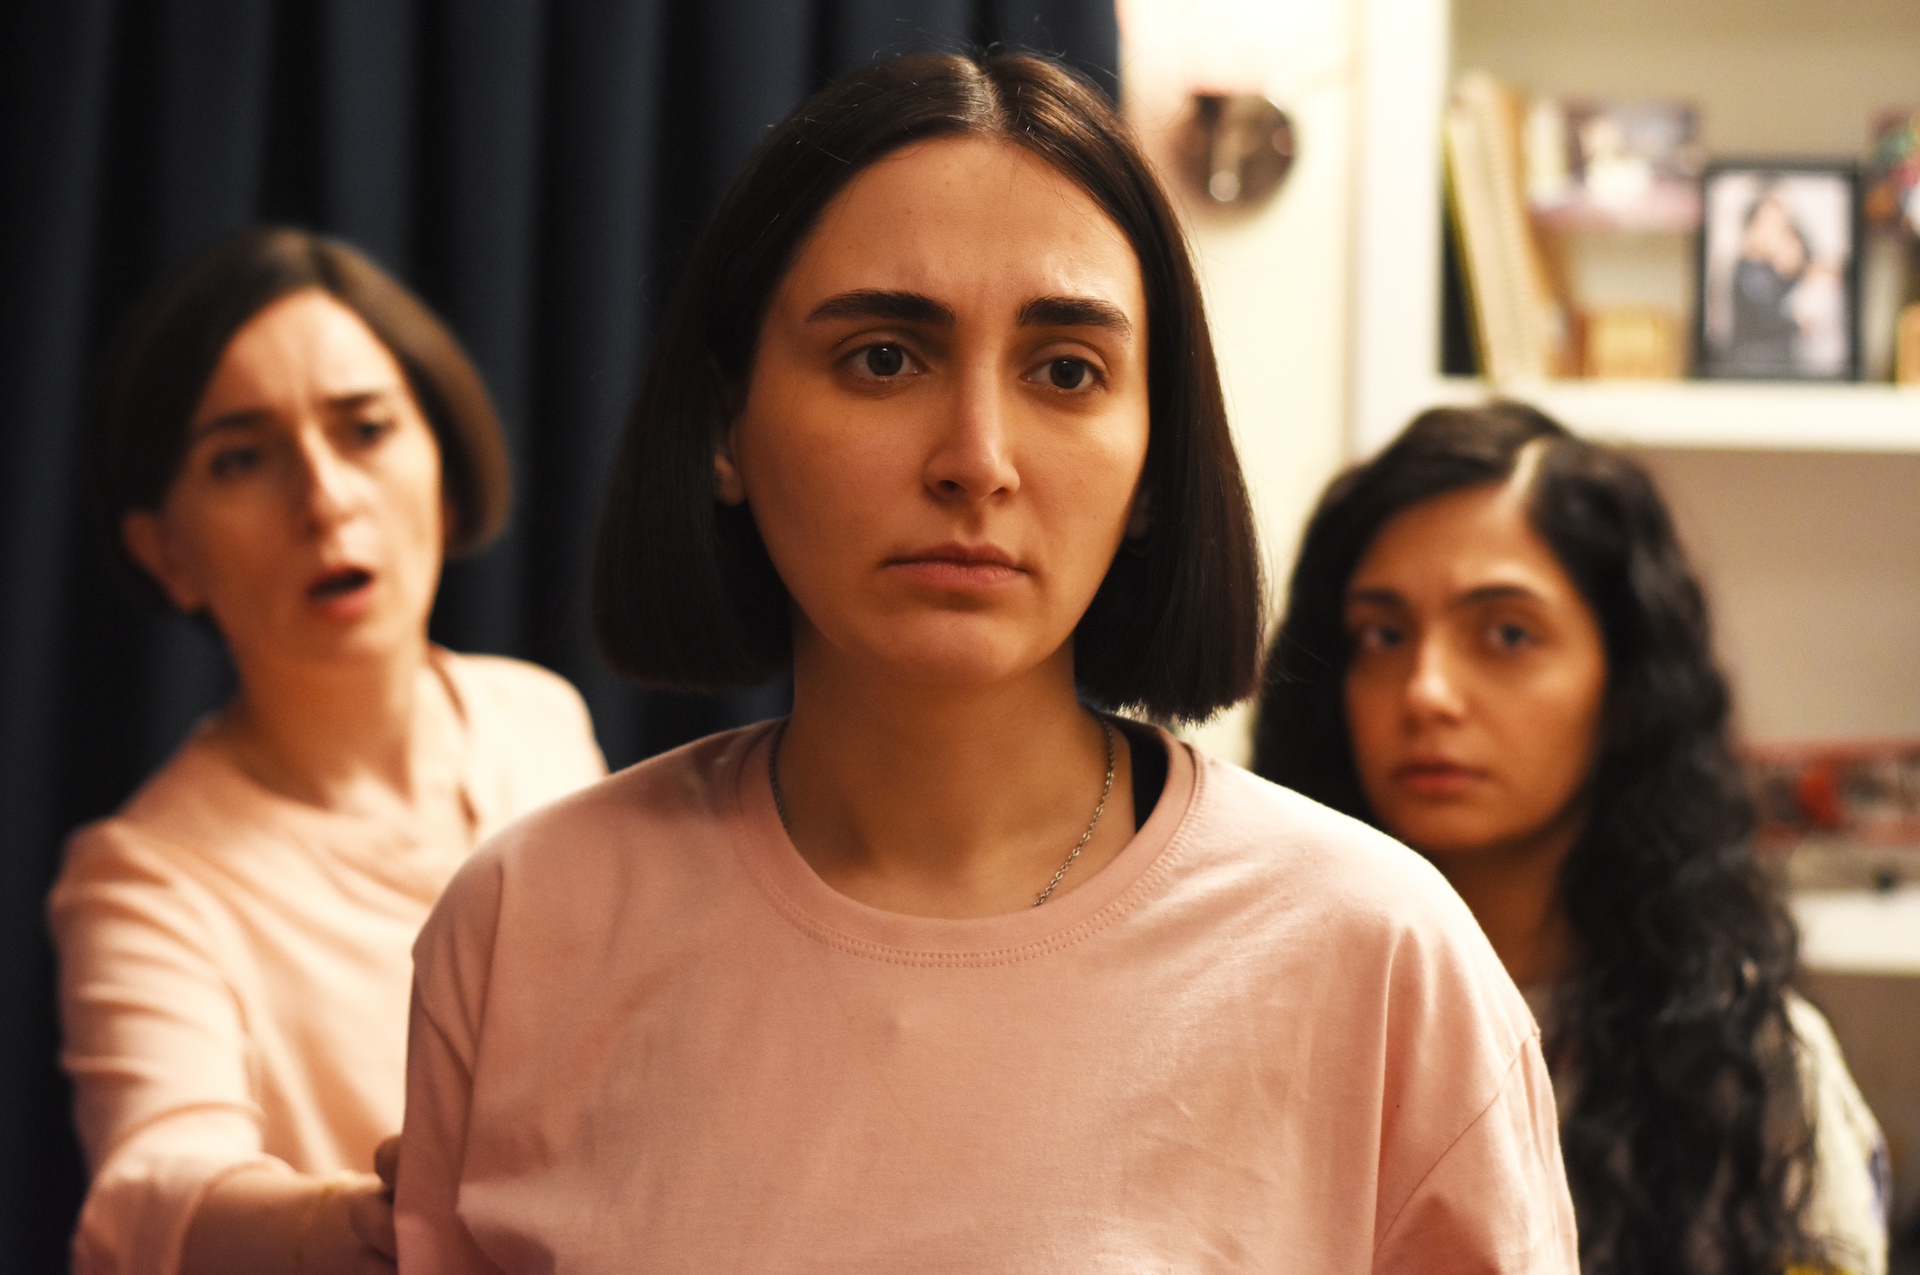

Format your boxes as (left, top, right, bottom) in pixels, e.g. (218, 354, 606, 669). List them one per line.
(397, 722, 1577, 1273)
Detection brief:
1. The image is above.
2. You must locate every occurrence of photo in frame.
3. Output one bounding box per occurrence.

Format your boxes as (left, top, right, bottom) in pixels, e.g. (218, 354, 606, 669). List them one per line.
(1696, 161, 1861, 380)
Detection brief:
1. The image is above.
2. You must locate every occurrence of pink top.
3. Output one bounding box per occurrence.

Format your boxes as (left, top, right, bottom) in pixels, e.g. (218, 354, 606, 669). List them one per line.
(397, 723, 1578, 1273)
(50, 652, 606, 1275)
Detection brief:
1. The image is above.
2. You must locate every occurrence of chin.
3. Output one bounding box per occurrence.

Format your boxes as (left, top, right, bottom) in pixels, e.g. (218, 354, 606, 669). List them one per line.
(292, 610, 424, 666)
(843, 615, 1069, 691)
(1378, 807, 1514, 860)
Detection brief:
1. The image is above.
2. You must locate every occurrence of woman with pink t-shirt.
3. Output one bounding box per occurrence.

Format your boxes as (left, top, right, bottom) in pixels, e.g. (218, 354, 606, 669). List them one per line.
(396, 54, 1577, 1273)
(51, 228, 605, 1275)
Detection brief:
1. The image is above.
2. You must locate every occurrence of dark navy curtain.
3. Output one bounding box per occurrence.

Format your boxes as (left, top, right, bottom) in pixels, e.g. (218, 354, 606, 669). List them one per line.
(0, 3, 1117, 1267)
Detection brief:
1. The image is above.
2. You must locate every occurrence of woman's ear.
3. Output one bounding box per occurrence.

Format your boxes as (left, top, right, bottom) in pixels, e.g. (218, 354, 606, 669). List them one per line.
(122, 510, 206, 612)
(713, 429, 747, 506)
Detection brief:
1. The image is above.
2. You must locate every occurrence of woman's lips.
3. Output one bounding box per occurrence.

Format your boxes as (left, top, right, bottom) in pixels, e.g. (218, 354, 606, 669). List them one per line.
(1393, 761, 1486, 797)
(883, 545, 1025, 590)
(307, 567, 376, 620)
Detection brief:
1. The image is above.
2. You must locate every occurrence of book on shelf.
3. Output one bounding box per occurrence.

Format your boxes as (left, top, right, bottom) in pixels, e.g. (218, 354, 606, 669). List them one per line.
(1444, 72, 1574, 385)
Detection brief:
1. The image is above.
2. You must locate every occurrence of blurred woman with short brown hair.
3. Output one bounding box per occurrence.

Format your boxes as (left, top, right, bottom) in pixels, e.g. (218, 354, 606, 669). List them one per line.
(51, 227, 605, 1275)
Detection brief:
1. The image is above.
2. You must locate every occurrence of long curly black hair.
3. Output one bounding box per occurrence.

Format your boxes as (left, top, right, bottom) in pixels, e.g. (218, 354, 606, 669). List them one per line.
(1253, 403, 1827, 1274)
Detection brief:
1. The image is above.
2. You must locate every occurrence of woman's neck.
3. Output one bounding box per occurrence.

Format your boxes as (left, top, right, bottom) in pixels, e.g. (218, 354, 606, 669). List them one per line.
(1428, 811, 1582, 990)
(214, 634, 458, 820)
(774, 646, 1135, 919)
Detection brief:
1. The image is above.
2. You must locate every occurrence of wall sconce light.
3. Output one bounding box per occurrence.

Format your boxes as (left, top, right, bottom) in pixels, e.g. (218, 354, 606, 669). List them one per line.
(1178, 92, 1296, 209)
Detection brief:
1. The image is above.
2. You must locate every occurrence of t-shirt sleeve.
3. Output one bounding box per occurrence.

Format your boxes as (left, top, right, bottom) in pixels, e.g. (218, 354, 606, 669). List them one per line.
(395, 853, 508, 1275)
(1374, 1035, 1578, 1274)
(48, 824, 284, 1275)
(1788, 993, 1889, 1275)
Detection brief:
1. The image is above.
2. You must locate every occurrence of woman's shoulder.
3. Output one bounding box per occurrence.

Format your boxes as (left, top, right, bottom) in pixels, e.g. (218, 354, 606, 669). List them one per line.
(51, 742, 256, 941)
(438, 650, 608, 811)
(59, 732, 260, 876)
(439, 650, 593, 732)
(1786, 990, 1881, 1141)
(413, 726, 762, 1005)
(1177, 750, 1534, 1037)
(429, 726, 761, 908)
(1184, 751, 1483, 934)
(1785, 991, 1891, 1273)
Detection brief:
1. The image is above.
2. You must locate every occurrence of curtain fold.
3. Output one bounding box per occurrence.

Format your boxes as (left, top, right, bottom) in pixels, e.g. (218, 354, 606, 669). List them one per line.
(0, 2, 1117, 1267)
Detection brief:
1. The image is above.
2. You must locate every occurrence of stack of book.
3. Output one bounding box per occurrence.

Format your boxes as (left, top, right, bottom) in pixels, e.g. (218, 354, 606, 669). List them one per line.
(1443, 72, 1574, 385)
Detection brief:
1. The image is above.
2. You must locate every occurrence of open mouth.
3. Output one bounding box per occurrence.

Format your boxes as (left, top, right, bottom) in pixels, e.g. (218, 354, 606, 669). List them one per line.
(308, 567, 373, 601)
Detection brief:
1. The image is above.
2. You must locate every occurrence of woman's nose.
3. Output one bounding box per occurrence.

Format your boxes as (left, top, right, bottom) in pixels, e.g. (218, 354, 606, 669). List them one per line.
(1405, 636, 1468, 722)
(292, 434, 360, 531)
(922, 366, 1020, 503)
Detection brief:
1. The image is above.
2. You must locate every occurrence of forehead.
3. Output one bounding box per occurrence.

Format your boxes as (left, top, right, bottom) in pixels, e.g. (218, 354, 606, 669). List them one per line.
(1350, 482, 1577, 603)
(202, 290, 406, 406)
(775, 135, 1144, 315)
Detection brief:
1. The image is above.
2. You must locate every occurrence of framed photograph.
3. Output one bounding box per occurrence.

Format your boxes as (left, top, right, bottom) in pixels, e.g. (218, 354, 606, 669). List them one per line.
(1696, 161, 1861, 380)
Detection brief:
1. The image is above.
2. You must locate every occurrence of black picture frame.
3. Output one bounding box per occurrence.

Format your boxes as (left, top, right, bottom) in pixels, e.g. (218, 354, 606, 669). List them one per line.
(1694, 160, 1862, 381)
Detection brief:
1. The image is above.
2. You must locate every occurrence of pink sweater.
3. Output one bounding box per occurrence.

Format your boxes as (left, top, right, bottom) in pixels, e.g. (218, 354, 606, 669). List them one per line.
(50, 652, 606, 1275)
(398, 723, 1577, 1273)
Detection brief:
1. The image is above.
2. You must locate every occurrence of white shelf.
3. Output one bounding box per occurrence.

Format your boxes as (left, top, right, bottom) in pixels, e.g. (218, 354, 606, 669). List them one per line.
(1361, 376, 1920, 454)
(1346, 0, 1920, 456)
(1792, 888, 1920, 976)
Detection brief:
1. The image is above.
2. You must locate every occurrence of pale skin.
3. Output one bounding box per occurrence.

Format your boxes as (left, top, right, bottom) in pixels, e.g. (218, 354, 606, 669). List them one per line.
(717, 135, 1152, 918)
(1341, 471, 1609, 988)
(120, 289, 468, 1273)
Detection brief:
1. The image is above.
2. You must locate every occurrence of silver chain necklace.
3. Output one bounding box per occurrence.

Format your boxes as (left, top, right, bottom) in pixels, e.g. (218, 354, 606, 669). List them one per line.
(767, 718, 1116, 908)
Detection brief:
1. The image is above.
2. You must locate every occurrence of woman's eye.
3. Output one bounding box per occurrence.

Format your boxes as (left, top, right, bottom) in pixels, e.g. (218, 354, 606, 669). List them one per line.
(1048, 358, 1090, 390)
(209, 446, 261, 480)
(1488, 621, 1534, 652)
(1043, 357, 1095, 391)
(1352, 623, 1404, 654)
(352, 418, 394, 446)
(859, 344, 908, 378)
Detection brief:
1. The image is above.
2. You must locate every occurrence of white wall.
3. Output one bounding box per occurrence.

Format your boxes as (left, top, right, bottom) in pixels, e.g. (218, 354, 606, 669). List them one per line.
(1118, 0, 1359, 762)
(1635, 449, 1920, 742)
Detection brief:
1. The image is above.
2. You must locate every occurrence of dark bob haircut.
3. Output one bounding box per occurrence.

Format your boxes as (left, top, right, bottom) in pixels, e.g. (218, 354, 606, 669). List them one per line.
(95, 225, 511, 600)
(1254, 402, 1826, 1274)
(592, 52, 1262, 722)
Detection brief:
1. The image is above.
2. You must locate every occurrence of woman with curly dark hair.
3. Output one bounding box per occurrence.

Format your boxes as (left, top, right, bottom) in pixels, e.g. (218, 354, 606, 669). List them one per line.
(1253, 402, 1888, 1275)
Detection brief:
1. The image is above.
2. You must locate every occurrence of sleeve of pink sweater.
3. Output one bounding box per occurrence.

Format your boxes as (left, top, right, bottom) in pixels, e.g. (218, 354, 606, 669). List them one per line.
(51, 827, 284, 1275)
(1374, 1036, 1577, 1273)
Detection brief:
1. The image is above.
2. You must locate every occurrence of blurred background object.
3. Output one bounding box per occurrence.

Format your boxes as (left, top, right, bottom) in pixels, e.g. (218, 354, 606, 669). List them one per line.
(1175, 91, 1295, 207)
(0, 4, 1117, 1269)
(1583, 304, 1685, 379)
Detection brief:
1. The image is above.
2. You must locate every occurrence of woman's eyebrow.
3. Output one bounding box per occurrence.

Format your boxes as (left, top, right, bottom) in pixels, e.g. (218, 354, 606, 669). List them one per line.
(1345, 587, 1404, 609)
(323, 389, 398, 412)
(1453, 584, 1543, 607)
(1017, 295, 1133, 337)
(189, 409, 270, 440)
(807, 289, 954, 326)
